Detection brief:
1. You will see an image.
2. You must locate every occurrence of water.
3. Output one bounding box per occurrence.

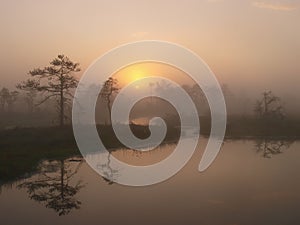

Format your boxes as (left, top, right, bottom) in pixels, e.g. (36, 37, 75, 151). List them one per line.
(1, 139, 300, 225)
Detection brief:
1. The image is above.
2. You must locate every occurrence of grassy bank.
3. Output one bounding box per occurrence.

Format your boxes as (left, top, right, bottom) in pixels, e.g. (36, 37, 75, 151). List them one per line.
(1, 118, 300, 184)
(0, 124, 180, 184)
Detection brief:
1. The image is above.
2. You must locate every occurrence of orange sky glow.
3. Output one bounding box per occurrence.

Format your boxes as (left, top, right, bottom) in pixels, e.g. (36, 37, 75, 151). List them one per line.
(0, 0, 299, 96)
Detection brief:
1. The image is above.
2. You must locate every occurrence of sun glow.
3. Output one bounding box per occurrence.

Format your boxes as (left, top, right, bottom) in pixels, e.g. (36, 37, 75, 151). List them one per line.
(112, 62, 193, 88)
(130, 69, 146, 82)
(125, 67, 149, 84)
(114, 64, 150, 86)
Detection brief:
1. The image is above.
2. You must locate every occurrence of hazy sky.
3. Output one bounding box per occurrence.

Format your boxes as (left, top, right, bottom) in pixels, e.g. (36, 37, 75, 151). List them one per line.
(0, 0, 299, 97)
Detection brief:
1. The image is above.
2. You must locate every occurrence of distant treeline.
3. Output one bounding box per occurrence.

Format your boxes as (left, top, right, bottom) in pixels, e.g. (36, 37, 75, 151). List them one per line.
(1, 54, 299, 136)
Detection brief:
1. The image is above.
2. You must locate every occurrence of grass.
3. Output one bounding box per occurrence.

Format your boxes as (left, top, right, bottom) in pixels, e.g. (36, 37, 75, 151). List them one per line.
(0, 124, 180, 184)
(0, 126, 79, 184)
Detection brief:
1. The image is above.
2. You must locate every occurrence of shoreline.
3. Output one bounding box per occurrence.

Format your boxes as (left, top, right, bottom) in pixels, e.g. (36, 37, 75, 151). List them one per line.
(1, 125, 299, 185)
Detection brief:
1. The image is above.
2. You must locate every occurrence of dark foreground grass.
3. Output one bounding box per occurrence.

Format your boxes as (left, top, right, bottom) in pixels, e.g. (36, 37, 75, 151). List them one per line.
(0, 124, 180, 184)
(0, 126, 79, 184)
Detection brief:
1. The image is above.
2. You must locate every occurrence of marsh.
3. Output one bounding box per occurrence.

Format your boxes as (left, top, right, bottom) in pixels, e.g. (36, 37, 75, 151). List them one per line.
(1, 138, 299, 225)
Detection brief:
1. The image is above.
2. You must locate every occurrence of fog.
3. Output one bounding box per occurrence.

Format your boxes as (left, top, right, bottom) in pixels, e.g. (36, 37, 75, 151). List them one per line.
(1, 75, 300, 129)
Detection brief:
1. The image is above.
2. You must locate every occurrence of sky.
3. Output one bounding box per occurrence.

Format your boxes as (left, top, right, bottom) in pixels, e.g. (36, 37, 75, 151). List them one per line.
(0, 0, 299, 98)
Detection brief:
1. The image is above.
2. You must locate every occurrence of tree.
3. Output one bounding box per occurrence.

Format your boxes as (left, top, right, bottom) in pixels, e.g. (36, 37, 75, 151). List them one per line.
(182, 84, 207, 116)
(255, 139, 293, 158)
(18, 158, 84, 216)
(254, 91, 284, 120)
(97, 153, 119, 185)
(0, 87, 19, 113)
(7, 90, 19, 112)
(17, 54, 80, 126)
(16, 79, 39, 113)
(0, 88, 10, 112)
(100, 77, 119, 125)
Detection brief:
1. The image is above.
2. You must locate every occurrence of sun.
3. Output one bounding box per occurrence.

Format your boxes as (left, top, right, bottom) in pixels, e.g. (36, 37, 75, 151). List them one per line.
(128, 68, 147, 83)
(114, 65, 150, 86)
(114, 62, 191, 87)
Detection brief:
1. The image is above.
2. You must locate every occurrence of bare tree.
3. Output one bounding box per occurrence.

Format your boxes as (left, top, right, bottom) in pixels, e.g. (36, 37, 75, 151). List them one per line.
(255, 139, 293, 158)
(254, 91, 284, 120)
(17, 55, 80, 126)
(100, 77, 119, 125)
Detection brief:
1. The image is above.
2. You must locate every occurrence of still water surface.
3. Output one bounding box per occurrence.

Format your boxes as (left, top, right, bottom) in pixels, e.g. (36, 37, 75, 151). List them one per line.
(0, 139, 299, 225)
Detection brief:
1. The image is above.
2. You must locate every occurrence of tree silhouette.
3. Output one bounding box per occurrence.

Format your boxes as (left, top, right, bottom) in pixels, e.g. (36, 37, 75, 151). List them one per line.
(254, 91, 284, 120)
(16, 79, 39, 113)
(18, 158, 84, 216)
(182, 84, 207, 115)
(100, 77, 119, 125)
(97, 153, 119, 185)
(0, 87, 19, 113)
(0, 88, 10, 112)
(17, 55, 80, 126)
(255, 139, 293, 158)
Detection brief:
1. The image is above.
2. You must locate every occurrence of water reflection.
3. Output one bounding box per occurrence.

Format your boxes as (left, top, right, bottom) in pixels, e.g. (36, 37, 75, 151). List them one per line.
(17, 158, 84, 216)
(254, 139, 294, 158)
(97, 153, 119, 185)
(1, 138, 298, 221)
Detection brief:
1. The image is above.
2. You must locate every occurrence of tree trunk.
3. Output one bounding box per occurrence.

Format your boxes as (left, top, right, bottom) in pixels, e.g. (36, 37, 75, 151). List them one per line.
(263, 92, 268, 114)
(60, 84, 64, 127)
(107, 99, 111, 125)
(60, 160, 64, 200)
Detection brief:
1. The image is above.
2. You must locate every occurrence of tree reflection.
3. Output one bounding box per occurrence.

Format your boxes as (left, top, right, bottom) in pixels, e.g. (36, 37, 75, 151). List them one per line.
(255, 139, 294, 158)
(97, 153, 119, 185)
(18, 158, 84, 216)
